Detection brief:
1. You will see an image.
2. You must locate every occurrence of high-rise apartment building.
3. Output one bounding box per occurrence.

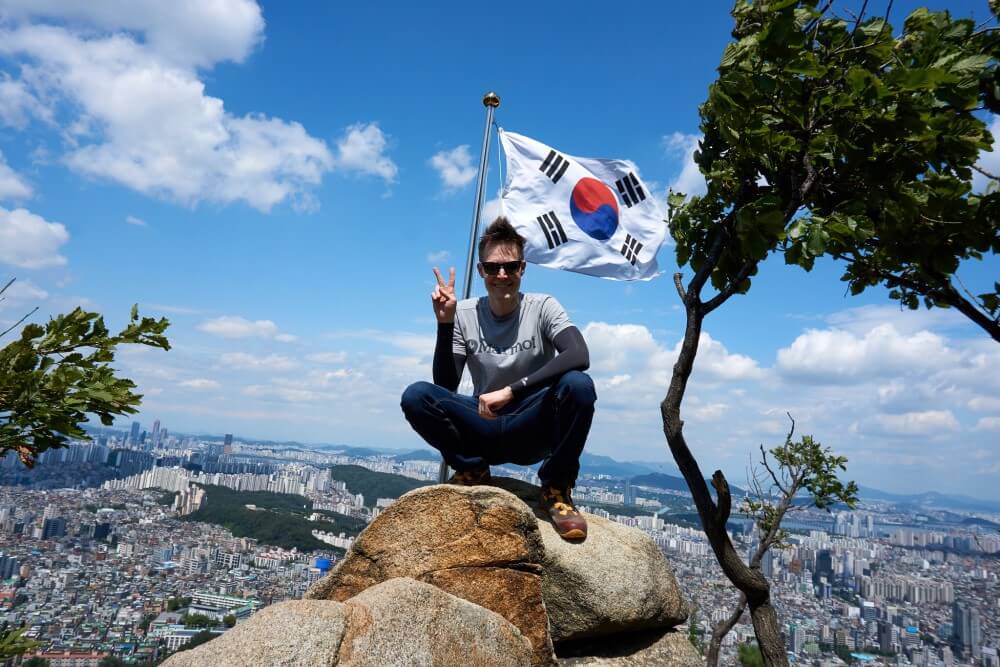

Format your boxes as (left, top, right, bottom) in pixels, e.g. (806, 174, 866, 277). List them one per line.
(129, 421, 141, 446)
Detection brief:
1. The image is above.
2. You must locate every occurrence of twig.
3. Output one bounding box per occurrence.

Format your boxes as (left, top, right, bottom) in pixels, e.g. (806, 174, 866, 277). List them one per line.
(0, 307, 38, 339)
(973, 163, 1000, 182)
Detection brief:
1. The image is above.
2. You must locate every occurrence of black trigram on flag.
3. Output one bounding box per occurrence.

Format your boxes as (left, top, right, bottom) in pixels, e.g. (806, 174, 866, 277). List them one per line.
(539, 150, 570, 184)
(536, 211, 568, 249)
(620, 233, 643, 265)
(615, 172, 646, 207)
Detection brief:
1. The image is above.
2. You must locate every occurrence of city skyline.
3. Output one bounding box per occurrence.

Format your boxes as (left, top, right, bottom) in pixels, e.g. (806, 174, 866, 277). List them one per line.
(0, 0, 998, 500)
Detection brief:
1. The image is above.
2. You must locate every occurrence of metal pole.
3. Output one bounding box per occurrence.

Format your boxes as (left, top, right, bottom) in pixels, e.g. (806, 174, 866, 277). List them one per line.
(438, 91, 500, 484)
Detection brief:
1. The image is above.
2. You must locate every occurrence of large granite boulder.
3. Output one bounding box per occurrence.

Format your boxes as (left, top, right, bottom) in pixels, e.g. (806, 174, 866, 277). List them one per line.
(305, 484, 554, 667)
(492, 477, 689, 642)
(306, 480, 689, 661)
(162, 577, 533, 667)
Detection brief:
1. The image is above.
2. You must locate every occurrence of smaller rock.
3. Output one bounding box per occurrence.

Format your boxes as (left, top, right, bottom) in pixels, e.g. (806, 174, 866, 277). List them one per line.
(556, 628, 704, 666)
(339, 577, 534, 666)
(160, 599, 347, 667)
(162, 578, 534, 667)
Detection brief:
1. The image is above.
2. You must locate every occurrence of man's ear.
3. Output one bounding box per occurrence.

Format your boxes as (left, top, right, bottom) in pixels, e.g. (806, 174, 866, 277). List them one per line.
(477, 263, 485, 278)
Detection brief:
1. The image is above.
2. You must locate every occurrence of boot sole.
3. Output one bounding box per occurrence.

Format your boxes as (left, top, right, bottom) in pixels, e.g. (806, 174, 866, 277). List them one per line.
(557, 528, 586, 540)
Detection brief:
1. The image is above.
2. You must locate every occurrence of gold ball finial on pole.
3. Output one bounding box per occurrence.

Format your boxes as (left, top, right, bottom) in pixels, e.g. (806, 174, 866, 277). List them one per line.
(483, 91, 500, 108)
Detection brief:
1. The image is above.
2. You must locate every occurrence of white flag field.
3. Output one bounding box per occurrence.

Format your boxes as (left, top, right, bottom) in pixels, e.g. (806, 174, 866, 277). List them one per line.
(498, 129, 667, 281)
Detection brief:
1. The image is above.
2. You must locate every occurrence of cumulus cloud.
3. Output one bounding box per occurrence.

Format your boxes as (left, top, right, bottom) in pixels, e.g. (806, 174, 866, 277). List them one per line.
(776, 323, 955, 383)
(178, 378, 220, 390)
(0, 278, 48, 310)
(0, 206, 69, 268)
(0, 151, 32, 200)
(974, 417, 1000, 431)
(196, 316, 279, 339)
(305, 351, 348, 365)
(857, 410, 960, 437)
(125, 215, 146, 226)
(429, 144, 476, 190)
(0, 10, 336, 211)
(334, 123, 398, 183)
(219, 352, 298, 371)
(0, 0, 265, 68)
(663, 132, 706, 197)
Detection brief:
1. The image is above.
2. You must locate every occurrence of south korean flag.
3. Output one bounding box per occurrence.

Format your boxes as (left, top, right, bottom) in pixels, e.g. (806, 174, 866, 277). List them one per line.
(499, 129, 666, 281)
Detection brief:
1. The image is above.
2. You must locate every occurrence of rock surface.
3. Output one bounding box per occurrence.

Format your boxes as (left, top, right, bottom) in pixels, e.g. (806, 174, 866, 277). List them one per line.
(492, 477, 689, 642)
(305, 484, 554, 666)
(162, 578, 533, 667)
(556, 628, 704, 666)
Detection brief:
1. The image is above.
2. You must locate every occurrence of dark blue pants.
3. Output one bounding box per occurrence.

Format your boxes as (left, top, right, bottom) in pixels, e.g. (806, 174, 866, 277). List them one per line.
(400, 371, 596, 488)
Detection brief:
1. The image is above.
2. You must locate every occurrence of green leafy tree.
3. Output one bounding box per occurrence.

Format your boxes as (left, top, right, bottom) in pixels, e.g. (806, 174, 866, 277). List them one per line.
(705, 417, 857, 666)
(183, 613, 220, 629)
(0, 623, 40, 662)
(663, 2, 996, 664)
(222, 614, 236, 628)
(0, 279, 169, 467)
(739, 643, 765, 667)
(22, 658, 49, 667)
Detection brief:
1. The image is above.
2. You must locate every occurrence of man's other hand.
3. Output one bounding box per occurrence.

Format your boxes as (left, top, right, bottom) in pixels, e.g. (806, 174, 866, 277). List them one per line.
(478, 386, 513, 420)
(432, 267, 457, 323)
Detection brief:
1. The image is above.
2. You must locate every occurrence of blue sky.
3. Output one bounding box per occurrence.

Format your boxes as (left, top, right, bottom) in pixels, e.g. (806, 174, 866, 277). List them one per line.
(1, 0, 998, 498)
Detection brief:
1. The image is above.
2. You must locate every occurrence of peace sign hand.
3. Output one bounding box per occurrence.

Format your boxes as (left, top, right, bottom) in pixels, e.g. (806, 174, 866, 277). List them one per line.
(431, 267, 457, 323)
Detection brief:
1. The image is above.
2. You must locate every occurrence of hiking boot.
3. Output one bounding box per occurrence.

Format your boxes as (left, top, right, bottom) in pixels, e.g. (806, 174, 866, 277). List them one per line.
(539, 484, 587, 540)
(447, 466, 491, 486)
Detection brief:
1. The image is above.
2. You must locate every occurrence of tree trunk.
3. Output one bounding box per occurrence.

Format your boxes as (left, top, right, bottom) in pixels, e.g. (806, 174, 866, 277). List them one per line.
(749, 596, 787, 667)
(660, 271, 789, 667)
(706, 594, 746, 667)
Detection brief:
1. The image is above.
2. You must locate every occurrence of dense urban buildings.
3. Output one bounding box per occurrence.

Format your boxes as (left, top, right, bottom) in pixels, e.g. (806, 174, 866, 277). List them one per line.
(1, 423, 996, 665)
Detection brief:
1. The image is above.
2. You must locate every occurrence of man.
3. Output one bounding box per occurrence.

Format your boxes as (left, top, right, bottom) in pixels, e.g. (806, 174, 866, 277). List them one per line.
(400, 217, 596, 540)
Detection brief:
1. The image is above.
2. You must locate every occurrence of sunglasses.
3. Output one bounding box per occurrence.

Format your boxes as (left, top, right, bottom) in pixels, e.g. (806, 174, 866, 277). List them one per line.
(480, 260, 524, 276)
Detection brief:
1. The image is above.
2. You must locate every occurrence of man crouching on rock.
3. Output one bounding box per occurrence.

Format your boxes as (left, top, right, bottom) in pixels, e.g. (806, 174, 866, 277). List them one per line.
(401, 217, 596, 541)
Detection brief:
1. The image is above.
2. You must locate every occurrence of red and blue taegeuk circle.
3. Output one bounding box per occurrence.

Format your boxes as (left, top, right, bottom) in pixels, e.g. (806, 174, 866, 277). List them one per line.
(569, 177, 619, 241)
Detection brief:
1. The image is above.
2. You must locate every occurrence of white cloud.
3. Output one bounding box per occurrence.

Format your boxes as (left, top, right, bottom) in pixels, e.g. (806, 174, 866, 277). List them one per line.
(196, 316, 279, 339)
(125, 215, 146, 226)
(691, 402, 729, 421)
(968, 396, 1000, 412)
(426, 250, 450, 264)
(776, 324, 955, 383)
(479, 196, 503, 226)
(974, 417, 1000, 431)
(663, 132, 706, 197)
(220, 352, 298, 371)
(0, 151, 32, 200)
(973, 115, 999, 193)
(178, 378, 220, 390)
(305, 351, 348, 365)
(334, 123, 398, 183)
(0, 73, 51, 128)
(0, 0, 265, 68)
(0, 206, 69, 268)
(0, 18, 334, 211)
(274, 333, 298, 343)
(0, 278, 48, 310)
(858, 410, 960, 437)
(429, 144, 476, 190)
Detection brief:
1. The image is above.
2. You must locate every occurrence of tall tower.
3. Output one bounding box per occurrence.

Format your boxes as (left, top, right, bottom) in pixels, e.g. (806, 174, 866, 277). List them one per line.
(151, 420, 161, 447)
(129, 421, 141, 446)
(224, 433, 233, 454)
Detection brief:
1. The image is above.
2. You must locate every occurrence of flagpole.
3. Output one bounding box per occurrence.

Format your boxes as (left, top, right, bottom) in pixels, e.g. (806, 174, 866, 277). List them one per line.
(438, 91, 500, 485)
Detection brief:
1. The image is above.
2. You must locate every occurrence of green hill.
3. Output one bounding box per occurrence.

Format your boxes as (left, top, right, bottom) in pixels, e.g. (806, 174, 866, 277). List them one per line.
(182, 484, 365, 552)
(329, 465, 431, 507)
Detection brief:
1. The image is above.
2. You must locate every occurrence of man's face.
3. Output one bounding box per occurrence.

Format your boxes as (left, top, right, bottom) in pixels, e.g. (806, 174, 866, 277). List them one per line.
(478, 242, 524, 307)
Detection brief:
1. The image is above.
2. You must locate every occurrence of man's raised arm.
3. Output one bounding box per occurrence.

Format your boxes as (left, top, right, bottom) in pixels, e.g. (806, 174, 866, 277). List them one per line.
(430, 267, 465, 391)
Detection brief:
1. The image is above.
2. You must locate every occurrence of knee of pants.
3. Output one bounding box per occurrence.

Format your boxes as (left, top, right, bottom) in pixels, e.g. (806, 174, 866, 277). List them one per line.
(556, 370, 596, 407)
(400, 380, 435, 417)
